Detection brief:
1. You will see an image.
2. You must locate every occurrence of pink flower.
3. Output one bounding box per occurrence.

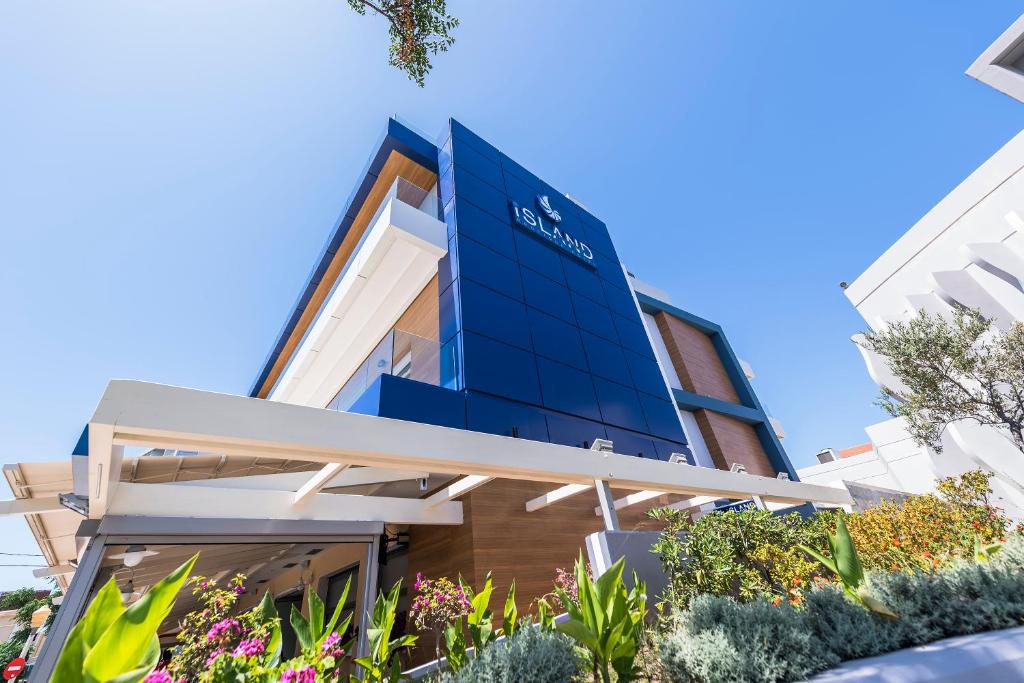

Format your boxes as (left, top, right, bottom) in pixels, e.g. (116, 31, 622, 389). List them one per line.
(206, 618, 241, 641)
(321, 632, 342, 652)
(233, 637, 266, 658)
(143, 670, 174, 683)
(280, 666, 317, 683)
(205, 648, 226, 666)
(234, 585, 245, 595)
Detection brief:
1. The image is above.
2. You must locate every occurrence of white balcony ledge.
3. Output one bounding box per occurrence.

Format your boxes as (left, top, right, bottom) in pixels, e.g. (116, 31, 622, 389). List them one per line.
(271, 190, 447, 407)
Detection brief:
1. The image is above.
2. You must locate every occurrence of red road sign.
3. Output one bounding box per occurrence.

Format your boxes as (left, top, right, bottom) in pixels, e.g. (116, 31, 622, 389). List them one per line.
(2, 657, 26, 681)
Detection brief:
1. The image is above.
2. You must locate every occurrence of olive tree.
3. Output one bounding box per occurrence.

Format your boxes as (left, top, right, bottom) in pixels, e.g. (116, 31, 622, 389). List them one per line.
(858, 308, 1024, 452)
(347, 0, 458, 86)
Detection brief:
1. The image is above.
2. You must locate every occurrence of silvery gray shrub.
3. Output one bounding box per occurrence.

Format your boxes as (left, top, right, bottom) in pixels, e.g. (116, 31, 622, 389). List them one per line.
(660, 536, 1024, 683)
(438, 623, 579, 683)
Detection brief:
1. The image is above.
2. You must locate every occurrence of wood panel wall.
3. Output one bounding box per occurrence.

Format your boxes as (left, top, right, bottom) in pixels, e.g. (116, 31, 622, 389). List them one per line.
(405, 478, 681, 663)
(394, 275, 439, 341)
(653, 311, 777, 477)
(695, 410, 774, 476)
(654, 312, 740, 403)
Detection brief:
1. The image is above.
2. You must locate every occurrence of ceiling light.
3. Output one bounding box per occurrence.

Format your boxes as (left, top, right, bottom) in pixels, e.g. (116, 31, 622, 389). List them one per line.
(110, 544, 159, 568)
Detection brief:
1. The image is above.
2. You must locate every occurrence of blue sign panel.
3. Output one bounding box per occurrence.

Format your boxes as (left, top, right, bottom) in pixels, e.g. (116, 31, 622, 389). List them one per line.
(510, 195, 595, 267)
(714, 499, 757, 514)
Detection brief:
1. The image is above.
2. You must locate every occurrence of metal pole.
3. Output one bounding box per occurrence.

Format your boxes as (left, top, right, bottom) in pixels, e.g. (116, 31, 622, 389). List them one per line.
(594, 479, 620, 531)
(29, 535, 106, 683)
(356, 535, 381, 663)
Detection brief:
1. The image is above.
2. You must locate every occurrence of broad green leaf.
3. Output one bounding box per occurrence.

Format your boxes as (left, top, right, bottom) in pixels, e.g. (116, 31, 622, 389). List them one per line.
(322, 575, 352, 644)
(832, 517, 864, 587)
(290, 604, 313, 653)
(84, 553, 197, 683)
(308, 589, 325, 646)
(502, 580, 517, 637)
(257, 591, 283, 666)
(444, 619, 466, 672)
(557, 619, 600, 651)
(51, 620, 87, 683)
(798, 544, 838, 574)
(81, 579, 127, 648)
(106, 635, 160, 683)
(859, 592, 899, 620)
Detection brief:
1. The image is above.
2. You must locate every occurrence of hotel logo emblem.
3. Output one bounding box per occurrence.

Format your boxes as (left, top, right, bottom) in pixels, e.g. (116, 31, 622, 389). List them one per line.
(536, 195, 562, 223)
(509, 194, 595, 267)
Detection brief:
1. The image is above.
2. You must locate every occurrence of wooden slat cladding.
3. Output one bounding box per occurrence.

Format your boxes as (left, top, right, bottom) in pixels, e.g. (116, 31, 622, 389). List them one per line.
(653, 311, 777, 476)
(394, 275, 439, 341)
(695, 410, 775, 476)
(654, 312, 740, 403)
(406, 479, 680, 642)
(257, 151, 438, 398)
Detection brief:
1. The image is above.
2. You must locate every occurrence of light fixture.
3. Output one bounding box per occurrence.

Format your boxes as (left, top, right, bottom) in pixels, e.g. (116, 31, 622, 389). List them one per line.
(120, 579, 143, 602)
(110, 544, 159, 568)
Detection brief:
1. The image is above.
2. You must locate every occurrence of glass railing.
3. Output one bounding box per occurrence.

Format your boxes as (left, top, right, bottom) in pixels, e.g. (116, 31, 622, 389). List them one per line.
(327, 329, 456, 412)
(365, 177, 436, 234)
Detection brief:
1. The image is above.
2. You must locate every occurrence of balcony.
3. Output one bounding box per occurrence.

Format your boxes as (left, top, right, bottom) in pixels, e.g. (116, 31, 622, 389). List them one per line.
(270, 176, 448, 407)
(328, 329, 456, 413)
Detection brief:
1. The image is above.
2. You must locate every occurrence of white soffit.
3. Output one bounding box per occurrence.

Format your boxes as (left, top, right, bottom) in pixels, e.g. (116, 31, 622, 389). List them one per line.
(843, 129, 1024, 309)
(966, 13, 1024, 104)
(270, 197, 447, 407)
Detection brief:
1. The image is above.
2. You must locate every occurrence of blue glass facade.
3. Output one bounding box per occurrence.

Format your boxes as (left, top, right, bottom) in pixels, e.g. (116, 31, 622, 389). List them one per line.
(253, 117, 693, 464)
(433, 119, 690, 462)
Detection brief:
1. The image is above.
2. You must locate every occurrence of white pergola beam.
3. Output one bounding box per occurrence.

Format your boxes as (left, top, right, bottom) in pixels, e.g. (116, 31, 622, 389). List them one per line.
(294, 463, 350, 505)
(668, 495, 719, 511)
(108, 482, 462, 525)
(423, 475, 493, 510)
(89, 381, 853, 507)
(0, 496, 64, 516)
(526, 483, 593, 512)
(87, 423, 121, 520)
(593, 489, 665, 516)
(167, 467, 429, 492)
(33, 564, 76, 579)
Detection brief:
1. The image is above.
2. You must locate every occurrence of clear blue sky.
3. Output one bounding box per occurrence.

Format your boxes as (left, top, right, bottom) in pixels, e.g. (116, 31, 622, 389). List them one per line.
(1, 1, 1022, 590)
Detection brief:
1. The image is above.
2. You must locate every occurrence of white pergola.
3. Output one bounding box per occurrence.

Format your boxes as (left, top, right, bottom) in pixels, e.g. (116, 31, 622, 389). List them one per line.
(78, 380, 851, 526)
(5, 379, 852, 683)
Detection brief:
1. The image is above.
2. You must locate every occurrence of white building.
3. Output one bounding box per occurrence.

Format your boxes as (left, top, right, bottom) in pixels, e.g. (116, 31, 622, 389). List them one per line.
(802, 14, 1024, 519)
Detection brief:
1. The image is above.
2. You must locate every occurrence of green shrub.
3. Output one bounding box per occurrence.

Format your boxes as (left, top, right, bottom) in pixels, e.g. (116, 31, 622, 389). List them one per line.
(439, 625, 579, 683)
(649, 470, 1018, 609)
(659, 536, 1024, 683)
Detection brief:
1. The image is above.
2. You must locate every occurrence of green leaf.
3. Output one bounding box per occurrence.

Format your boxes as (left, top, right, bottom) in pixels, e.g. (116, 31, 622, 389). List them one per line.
(81, 579, 126, 648)
(322, 575, 352, 644)
(444, 619, 466, 672)
(53, 578, 127, 683)
(557, 619, 600, 651)
(859, 591, 899, 620)
(798, 544, 838, 575)
(308, 589, 325, 646)
(84, 553, 197, 683)
(257, 591, 282, 666)
(51, 620, 87, 683)
(832, 516, 864, 588)
(290, 603, 313, 653)
(502, 580, 517, 637)
(106, 636, 160, 683)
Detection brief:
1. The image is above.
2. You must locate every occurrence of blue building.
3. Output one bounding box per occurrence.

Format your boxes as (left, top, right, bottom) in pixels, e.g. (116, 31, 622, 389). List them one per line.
(246, 116, 795, 608)
(12, 118, 834, 681)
